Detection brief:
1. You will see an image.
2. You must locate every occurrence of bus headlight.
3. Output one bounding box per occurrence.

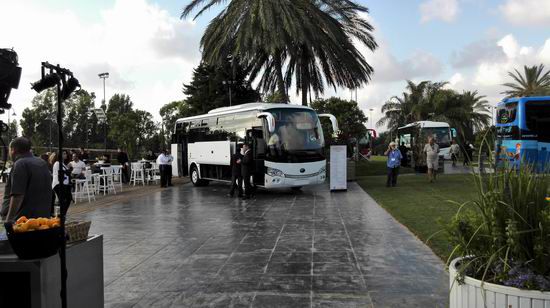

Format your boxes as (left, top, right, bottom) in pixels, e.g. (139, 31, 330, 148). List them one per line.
(267, 167, 284, 177)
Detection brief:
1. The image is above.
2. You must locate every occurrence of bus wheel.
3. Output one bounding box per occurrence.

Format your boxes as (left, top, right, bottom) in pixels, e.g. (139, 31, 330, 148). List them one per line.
(291, 186, 302, 191)
(190, 165, 202, 186)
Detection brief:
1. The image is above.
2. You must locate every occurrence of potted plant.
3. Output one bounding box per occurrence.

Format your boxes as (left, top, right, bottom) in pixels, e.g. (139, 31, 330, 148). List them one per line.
(445, 158, 550, 307)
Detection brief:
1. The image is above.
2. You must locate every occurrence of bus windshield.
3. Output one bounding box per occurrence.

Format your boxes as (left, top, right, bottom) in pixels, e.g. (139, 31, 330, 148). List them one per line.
(265, 108, 325, 162)
(423, 127, 451, 148)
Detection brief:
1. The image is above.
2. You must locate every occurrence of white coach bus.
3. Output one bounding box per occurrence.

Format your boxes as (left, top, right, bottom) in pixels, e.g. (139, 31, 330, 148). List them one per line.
(171, 103, 338, 189)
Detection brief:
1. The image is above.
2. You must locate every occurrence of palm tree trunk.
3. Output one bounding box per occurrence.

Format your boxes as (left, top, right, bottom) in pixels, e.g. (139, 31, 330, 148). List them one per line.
(301, 47, 309, 106)
(273, 52, 287, 102)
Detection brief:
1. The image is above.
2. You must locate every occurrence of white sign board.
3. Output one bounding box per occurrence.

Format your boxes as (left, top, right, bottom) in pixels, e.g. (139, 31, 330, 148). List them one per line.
(330, 145, 347, 191)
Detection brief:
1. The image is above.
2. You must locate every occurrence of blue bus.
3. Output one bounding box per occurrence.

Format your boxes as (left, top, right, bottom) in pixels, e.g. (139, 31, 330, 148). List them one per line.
(495, 96, 550, 171)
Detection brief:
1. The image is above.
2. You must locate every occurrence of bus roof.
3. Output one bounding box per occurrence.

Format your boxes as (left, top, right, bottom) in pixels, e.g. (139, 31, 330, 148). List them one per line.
(499, 96, 550, 106)
(398, 121, 450, 130)
(175, 102, 314, 123)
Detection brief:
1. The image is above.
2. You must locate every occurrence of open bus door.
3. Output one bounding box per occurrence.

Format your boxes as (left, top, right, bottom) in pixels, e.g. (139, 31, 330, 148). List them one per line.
(246, 127, 265, 186)
(173, 122, 188, 176)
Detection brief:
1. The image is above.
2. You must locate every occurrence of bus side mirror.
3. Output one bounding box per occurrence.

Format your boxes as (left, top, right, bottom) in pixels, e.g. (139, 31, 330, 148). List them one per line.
(257, 112, 276, 133)
(451, 128, 457, 138)
(318, 114, 339, 136)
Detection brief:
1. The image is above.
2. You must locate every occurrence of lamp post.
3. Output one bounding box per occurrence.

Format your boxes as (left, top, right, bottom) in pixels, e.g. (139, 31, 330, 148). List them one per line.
(98, 72, 109, 149)
(368, 108, 374, 151)
(7, 109, 16, 140)
(222, 55, 235, 106)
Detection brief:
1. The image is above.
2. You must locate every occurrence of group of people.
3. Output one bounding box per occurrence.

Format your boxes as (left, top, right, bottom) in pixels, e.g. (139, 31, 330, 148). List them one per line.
(385, 137, 464, 187)
(228, 143, 254, 199)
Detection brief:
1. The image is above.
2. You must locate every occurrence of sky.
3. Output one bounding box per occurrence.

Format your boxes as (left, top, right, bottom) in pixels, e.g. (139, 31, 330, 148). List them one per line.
(1, 0, 550, 130)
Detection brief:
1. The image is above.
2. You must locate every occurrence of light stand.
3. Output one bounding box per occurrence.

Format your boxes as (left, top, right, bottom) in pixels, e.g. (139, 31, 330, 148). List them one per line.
(31, 61, 80, 308)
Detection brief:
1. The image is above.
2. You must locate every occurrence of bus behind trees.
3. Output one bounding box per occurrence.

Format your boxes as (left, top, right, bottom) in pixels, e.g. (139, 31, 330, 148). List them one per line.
(171, 103, 338, 189)
(496, 96, 550, 171)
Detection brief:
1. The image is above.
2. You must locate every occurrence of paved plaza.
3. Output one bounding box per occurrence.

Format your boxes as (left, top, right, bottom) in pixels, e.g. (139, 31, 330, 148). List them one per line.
(71, 181, 448, 307)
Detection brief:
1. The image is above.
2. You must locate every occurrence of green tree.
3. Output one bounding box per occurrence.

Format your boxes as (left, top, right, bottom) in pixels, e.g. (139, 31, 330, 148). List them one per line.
(63, 90, 97, 148)
(183, 62, 261, 114)
(502, 64, 550, 98)
(311, 97, 367, 144)
(183, 0, 377, 105)
(20, 89, 58, 150)
(378, 81, 491, 145)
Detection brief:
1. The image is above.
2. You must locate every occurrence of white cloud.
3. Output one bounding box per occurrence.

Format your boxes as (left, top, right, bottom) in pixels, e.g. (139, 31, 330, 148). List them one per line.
(447, 34, 550, 106)
(500, 0, 550, 27)
(419, 0, 459, 23)
(0, 0, 199, 121)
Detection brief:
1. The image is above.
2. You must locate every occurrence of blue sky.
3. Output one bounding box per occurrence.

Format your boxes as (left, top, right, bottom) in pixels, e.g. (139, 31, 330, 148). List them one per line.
(2, 0, 549, 128)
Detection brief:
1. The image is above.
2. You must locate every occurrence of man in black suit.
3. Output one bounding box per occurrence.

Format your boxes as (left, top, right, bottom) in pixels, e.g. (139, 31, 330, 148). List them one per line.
(241, 143, 254, 199)
(228, 144, 243, 197)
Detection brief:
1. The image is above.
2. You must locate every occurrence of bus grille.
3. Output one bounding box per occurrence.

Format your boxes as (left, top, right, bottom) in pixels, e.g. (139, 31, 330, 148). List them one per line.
(284, 171, 320, 179)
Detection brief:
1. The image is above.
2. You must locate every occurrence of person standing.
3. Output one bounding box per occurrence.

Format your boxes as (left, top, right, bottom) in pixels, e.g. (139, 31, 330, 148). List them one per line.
(157, 149, 173, 188)
(398, 142, 409, 166)
(424, 137, 440, 183)
(165, 150, 173, 186)
(384, 142, 402, 187)
(50, 152, 73, 217)
(4, 137, 53, 222)
(78, 147, 89, 161)
(463, 141, 474, 166)
(116, 148, 130, 183)
(241, 143, 254, 199)
(228, 144, 243, 197)
(450, 140, 460, 167)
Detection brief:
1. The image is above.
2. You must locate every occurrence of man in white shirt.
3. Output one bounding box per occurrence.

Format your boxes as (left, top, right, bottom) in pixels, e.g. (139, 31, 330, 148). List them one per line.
(423, 137, 440, 183)
(69, 153, 86, 179)
(157, 149, 173, 188)
(450, 140, 460, 167)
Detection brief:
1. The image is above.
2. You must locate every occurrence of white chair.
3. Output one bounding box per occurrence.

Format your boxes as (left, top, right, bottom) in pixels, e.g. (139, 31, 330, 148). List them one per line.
(74, 171, 96, 203)
(145, 162, 160, 185)
(98, 167, 117, 195)
(130, 162, 145, 186)
(111, 165, 124, 191)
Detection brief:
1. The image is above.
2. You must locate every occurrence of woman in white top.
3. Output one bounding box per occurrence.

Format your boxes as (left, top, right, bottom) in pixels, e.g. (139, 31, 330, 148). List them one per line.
(423, 137, 440, 183)
(49, 152, 72, 216)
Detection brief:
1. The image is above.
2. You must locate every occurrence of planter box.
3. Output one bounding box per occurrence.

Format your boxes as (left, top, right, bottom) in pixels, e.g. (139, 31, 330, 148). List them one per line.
(449, 258, 550, 308)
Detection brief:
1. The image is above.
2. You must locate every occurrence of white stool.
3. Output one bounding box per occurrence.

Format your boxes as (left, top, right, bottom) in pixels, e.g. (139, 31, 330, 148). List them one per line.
(111, 165, 124, 191)
(98, 167, 117, 195)
(74, 172, 95, 203)
(130, 162, 145, 186)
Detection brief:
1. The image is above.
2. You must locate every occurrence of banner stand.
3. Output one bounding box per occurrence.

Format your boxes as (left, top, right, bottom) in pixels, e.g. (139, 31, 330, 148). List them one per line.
(330, 145, 347, 191)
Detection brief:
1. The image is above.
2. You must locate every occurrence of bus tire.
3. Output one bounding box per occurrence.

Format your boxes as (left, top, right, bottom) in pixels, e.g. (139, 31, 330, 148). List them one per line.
(291, 186, 302, 191)
(190, 165, 205, 186)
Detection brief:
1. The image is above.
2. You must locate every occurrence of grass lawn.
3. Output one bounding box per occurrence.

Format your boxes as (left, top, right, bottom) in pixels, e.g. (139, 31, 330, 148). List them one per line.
(356, 155, 414, 177)
(357, 173, 478, 261)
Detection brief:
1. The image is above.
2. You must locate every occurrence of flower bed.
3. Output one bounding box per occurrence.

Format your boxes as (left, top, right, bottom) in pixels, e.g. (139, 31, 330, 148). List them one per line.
(450, 257, 550, 308)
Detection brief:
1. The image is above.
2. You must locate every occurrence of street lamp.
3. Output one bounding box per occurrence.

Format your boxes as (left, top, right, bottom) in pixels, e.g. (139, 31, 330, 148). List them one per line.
(7, 109, 16, 140)
(222, 55, 235, 106)
(98, 72, 109, 106)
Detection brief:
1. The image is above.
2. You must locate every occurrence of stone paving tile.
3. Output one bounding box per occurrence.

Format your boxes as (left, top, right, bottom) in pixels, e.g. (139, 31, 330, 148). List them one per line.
(70, 181, 448, 307)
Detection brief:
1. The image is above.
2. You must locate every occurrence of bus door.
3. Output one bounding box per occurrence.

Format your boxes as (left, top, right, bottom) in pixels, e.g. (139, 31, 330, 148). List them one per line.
(247, 127, 266, 186)
(175, 122, 189, 176)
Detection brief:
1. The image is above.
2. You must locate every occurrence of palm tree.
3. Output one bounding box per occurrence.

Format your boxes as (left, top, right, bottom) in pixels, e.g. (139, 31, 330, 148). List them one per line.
(502, 64, 550, 98)
(182, 0, 377, 105)
(432, 90, 491, 143)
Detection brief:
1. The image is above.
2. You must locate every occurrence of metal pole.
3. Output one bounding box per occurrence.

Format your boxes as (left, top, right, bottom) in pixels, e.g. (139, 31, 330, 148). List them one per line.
(56, 80, 68, 308)
(49, 117, 52, 152)
(102, 77, 106, 106)
(7, 109, 10, 141)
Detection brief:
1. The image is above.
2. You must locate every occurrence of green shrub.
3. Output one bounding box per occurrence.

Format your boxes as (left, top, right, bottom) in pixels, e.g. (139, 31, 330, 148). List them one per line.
(446, 156, 550, 290)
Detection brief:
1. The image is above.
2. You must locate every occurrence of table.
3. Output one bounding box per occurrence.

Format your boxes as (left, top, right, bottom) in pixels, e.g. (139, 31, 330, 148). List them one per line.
(0, 235, 104, 308)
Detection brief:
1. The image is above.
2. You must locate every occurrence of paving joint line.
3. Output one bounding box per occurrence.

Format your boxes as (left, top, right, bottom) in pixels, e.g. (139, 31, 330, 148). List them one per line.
(336, 202, 375, 307)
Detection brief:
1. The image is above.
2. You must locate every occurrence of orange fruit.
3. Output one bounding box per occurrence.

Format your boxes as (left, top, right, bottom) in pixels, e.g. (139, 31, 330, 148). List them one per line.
(38, 225, 50, 230)
(25, 219, 40, 230)
(16, 216, 28, 225)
